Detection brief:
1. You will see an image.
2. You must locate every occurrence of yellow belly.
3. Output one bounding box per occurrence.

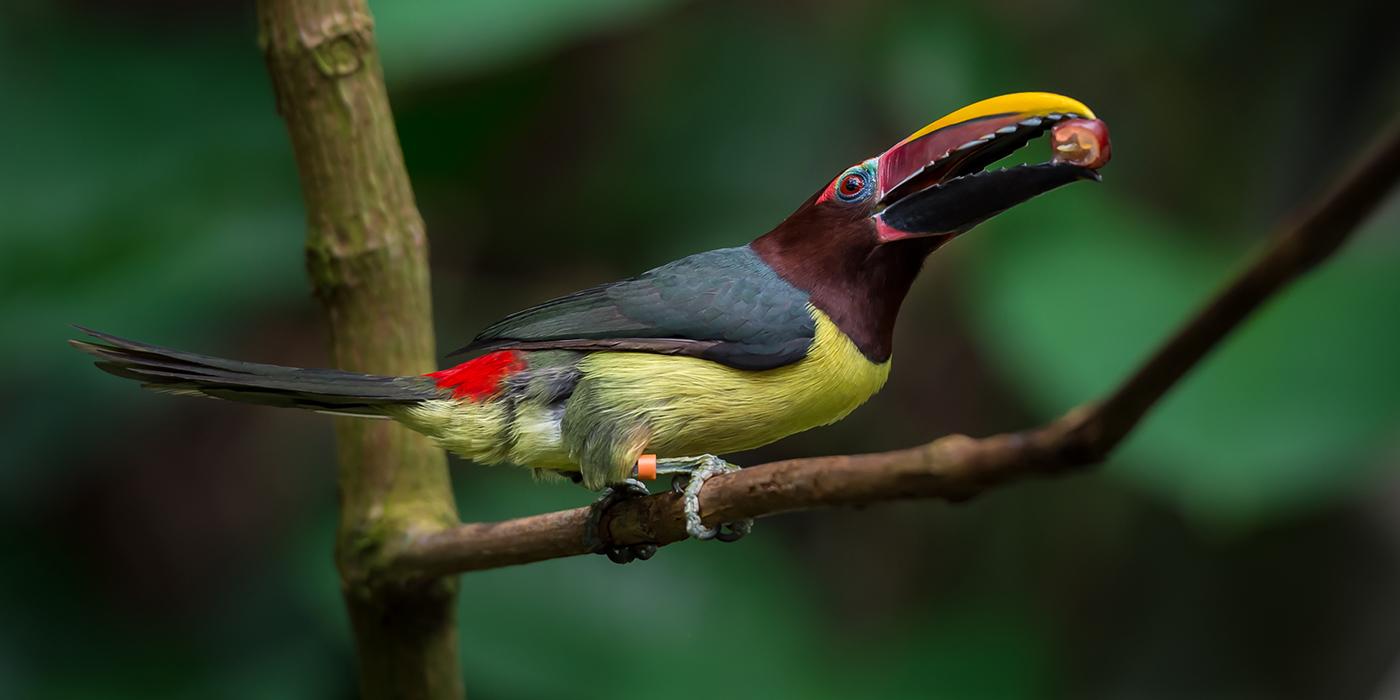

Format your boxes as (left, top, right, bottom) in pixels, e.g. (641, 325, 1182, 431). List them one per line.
(393, 307, 889, 481)
(575, 307, 890, 457)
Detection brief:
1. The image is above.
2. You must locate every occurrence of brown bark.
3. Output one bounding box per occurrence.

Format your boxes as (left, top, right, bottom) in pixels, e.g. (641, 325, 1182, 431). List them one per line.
(256, 2, 462, 698)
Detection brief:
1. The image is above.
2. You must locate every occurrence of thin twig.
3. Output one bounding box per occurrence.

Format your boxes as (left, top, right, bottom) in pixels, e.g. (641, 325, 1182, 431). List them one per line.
(391, 121, 1400, 578)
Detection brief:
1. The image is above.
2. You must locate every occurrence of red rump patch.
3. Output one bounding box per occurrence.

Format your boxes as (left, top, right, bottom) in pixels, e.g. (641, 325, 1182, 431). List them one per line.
(426, 350, 526, 401)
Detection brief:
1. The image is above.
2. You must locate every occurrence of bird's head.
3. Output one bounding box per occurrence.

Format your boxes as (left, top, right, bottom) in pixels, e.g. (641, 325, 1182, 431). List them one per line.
(752, 92, 1111, 361)
(762, 92, 1110, 251)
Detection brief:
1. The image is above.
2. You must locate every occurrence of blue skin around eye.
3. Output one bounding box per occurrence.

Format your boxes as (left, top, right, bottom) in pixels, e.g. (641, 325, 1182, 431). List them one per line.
(836, 164, 875, 202)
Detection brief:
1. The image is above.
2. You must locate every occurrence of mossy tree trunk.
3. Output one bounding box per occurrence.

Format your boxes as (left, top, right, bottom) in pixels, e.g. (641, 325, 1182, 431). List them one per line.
(257, 1, 463, 697)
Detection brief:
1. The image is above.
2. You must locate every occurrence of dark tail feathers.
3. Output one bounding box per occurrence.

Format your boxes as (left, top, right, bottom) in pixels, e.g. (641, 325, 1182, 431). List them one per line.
(70, 326, 444, 417)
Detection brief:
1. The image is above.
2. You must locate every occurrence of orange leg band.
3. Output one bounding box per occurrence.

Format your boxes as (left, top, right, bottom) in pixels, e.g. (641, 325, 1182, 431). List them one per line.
(635, 454, 657, 481)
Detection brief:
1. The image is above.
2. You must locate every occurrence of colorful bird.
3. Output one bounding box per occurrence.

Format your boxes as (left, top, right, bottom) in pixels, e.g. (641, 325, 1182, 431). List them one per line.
(73, 92, 1111, 561)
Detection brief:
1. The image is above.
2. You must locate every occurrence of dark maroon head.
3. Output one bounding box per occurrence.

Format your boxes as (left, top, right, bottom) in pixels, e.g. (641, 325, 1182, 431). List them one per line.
(752, 93, 1110, 361)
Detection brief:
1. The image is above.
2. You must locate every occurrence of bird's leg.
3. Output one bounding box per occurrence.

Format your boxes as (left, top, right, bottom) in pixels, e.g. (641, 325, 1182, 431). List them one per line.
(584, 479, 657, 564)
(648, 455, 753, 542)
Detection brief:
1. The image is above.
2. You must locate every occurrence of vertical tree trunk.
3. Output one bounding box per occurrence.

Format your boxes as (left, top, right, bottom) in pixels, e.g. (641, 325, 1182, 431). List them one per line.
(256, 1, 463, 697)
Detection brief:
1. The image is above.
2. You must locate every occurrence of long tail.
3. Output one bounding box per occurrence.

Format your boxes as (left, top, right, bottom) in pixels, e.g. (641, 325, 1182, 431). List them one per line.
(70, 326, 445, 417)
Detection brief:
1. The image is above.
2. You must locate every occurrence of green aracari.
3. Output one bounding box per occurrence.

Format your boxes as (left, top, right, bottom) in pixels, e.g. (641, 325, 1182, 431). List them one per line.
(73, 92, 1111, 561)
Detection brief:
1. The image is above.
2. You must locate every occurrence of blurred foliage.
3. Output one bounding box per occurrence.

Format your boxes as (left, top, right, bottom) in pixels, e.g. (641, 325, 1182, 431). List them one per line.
(374, 0, 685, 84)
(3, 0, 1399, 698)
(972, 193, 1400, 527)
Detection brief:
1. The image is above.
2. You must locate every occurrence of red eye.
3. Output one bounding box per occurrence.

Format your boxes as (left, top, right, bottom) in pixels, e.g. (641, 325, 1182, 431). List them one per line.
(838, 172, 866, 199)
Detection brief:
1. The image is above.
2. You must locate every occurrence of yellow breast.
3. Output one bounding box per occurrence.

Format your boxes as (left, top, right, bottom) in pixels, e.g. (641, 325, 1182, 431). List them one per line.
(576, 306, 890, 456)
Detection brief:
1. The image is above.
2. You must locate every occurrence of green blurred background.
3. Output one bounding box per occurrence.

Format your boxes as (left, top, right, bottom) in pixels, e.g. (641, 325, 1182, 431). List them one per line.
(4, 0, 1400, 697)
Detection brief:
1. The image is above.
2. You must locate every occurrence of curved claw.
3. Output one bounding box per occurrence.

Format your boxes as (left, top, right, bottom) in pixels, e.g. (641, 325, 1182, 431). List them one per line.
(604, 543, 657, 564)
(714, 519, 752, 543)
(679, 456, 754, 542)
(585, 479, 655, 564)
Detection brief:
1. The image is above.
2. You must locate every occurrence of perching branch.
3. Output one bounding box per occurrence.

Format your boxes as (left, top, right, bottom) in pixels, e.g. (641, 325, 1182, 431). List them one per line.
(390, 120, 1400, 578)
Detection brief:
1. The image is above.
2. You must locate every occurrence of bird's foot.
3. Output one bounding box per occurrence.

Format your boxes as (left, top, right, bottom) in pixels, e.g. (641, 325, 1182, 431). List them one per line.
(584, 479, 657, 564)
(655, 455, 753, 542)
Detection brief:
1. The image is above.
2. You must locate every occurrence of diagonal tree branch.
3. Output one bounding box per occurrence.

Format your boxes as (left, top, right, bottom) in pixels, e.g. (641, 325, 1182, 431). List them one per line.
(391, 120, 1400, 578)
